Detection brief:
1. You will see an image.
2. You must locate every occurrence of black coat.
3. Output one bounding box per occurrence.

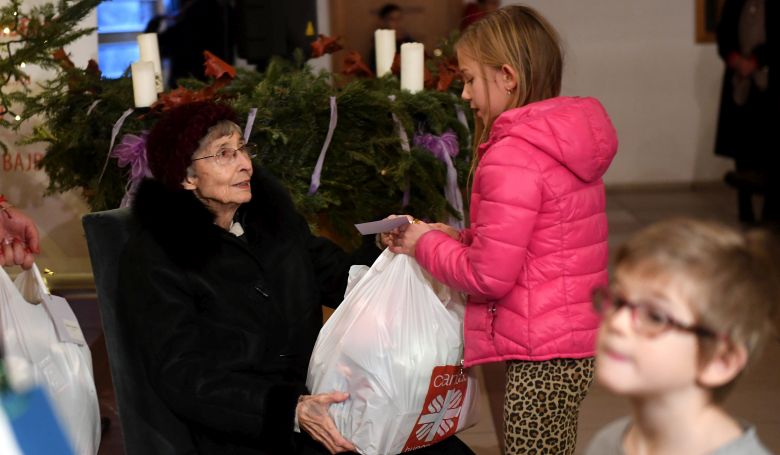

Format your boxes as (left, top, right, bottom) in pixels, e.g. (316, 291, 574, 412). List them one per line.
(118, 167, 378, 454)
(714, 0, 778, 162)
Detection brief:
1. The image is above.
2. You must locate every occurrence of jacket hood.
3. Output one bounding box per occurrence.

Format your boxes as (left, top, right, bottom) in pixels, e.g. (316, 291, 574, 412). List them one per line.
(132, 165, 296, 269)
(485, 96, 618, 183)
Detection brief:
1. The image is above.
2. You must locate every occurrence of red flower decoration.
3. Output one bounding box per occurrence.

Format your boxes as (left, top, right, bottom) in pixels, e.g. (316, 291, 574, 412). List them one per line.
(153, 52, 236, 111)
(16, 17, 29, 37)
(342, 51, 374, 78)
(423, 65, 434, 89)
(311, 34, 343, 58)
(154, 87, 206, 112)
(391, 54, 401, 76)
(434, 60, 460, 92)
(203, 50, 236, 80)
(52, 48, 75, 70)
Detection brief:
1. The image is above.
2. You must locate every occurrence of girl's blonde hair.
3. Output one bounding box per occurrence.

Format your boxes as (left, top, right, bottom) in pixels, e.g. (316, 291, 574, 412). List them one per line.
(456, 5, 563, 184)
(615, 218, 780, 400)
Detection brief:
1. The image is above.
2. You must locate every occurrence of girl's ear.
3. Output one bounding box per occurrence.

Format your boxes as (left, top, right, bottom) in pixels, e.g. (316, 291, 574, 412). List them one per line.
(500, 64, 518, 92)
(697, 341, 748, 388)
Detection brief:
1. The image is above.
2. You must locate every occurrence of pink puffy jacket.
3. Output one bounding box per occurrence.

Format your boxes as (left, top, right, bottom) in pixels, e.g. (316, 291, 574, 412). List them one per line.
(416, 96, 618, 367)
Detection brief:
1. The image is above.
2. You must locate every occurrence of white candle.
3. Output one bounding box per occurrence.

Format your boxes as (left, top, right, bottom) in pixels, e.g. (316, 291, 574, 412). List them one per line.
(131, 61, 157, 108)
(137, 32, 163, 92)
(374, 29, 396, 77)
(400, 42, 424, 93)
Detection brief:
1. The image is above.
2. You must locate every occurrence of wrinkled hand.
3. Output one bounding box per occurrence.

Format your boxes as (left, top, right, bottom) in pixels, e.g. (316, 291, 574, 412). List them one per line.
(380, 214, 415, 249)
(429, 222, 459, 240)
(378, 232, 393, 248)
(0, 205, 40, 270)
(389, 220, 433, 257)
(297, 392, 356, 454)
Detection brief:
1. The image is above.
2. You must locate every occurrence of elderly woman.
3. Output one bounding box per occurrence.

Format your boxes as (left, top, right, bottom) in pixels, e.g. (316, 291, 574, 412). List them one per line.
(119, 101, 475, 455)
(118, 101, 380, 454)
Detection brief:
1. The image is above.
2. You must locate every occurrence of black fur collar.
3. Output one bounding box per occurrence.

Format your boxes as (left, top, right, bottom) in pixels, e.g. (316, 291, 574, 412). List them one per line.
(132, 166, 296, 269)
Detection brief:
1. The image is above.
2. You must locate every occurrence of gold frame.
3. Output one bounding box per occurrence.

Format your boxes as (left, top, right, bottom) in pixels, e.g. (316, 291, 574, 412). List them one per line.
(696, 0, 726, 43)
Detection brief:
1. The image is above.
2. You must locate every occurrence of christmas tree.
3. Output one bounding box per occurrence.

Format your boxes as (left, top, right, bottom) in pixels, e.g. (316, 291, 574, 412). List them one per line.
(0, 0, 99, 153)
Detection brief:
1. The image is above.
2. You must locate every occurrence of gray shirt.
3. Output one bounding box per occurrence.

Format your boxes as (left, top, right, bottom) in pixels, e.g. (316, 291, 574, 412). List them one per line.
(585, 417, 774, 455)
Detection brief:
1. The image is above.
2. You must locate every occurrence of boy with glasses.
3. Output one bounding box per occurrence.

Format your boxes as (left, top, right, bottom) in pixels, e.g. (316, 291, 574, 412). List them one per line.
(586, 218, 778, 455)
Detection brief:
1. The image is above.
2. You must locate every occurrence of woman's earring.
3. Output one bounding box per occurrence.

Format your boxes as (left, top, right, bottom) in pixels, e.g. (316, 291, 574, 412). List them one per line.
(506, 89, 512, 95)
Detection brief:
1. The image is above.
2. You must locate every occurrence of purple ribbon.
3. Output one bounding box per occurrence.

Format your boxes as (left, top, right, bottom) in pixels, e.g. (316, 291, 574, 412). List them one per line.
(388, 95, 411, 207)
(308, 96, 338, 195)
(112, 132, 151, 208)
(413, 130, 465, 229)
(98, 107, 135, 187)
(243, 107, 258, 143)
(113, 132, 151, 180)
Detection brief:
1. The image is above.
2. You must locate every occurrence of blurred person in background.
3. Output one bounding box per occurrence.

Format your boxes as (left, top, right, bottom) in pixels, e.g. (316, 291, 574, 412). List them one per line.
(714, 0, 778, 225)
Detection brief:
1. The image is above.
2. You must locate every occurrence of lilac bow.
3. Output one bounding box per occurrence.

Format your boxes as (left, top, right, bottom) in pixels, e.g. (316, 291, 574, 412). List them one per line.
(415, 130, 458, 163)
(113, 132, 151, 180)
(112, 132, 151, 207)
(413, 130, 465, 229)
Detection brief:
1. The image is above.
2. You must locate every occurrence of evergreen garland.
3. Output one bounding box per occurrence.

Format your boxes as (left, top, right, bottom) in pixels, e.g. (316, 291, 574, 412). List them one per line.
(227, 59, 472, 245)
(4, 2, 473, 246)
(24, 68, 137, 211)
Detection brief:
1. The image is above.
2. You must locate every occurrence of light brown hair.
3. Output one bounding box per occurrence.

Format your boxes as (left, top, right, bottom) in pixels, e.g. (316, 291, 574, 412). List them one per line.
(456, 4, 563, 184)
(615, 218, 780, 399)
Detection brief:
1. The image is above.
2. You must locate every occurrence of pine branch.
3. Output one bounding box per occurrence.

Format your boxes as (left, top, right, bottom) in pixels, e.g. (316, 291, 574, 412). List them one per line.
(0, 0, 99, 149)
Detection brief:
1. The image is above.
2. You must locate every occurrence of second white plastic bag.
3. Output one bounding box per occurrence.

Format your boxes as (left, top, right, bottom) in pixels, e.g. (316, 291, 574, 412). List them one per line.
(307, 249, 479, 455)
(0, 265, 101, 455)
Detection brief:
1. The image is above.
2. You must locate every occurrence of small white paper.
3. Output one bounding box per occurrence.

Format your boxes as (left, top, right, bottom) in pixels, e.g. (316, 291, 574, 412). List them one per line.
(42, 295, 86, 346)
(354, 217, 410, 235)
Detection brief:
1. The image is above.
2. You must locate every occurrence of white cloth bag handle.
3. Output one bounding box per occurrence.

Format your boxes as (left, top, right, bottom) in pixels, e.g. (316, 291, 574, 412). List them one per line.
(13, 263, 50, 305)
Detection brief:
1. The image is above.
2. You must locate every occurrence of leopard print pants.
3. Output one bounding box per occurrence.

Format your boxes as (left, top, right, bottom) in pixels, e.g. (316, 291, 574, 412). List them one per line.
(503, 357, 595, 455)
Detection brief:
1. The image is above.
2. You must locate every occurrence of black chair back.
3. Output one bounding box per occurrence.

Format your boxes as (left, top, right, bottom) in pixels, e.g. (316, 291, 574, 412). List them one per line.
(83, 208, 194, 454)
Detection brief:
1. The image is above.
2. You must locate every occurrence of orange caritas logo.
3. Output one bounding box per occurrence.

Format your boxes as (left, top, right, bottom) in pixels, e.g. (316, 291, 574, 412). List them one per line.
(402, 365, 468, 452)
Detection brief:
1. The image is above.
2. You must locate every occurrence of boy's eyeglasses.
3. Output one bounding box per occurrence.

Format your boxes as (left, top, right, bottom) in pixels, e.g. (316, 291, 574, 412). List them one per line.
(591, 286, 720, 339)
(191, 143, 258, 166)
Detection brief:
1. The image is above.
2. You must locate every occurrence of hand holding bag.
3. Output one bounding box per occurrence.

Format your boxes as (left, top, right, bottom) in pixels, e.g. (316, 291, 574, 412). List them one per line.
(307, 250, 479, 455)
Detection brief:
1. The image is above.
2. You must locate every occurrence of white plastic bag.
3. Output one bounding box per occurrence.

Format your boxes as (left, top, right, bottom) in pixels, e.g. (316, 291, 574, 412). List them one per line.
(0, 265, 101, 455)
(307, 250, 479, 455)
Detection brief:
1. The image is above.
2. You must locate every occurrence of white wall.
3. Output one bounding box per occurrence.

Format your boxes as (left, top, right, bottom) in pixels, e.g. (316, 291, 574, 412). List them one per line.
(506, 0, 732, 185)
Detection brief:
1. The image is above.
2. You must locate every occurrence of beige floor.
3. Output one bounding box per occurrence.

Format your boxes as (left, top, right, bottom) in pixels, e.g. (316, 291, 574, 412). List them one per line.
(458, 184, 780, 454)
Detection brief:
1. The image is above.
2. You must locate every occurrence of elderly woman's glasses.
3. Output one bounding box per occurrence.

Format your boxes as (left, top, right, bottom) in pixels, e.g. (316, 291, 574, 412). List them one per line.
(591, 286, 720, 339)
(191, 143, 258, 166)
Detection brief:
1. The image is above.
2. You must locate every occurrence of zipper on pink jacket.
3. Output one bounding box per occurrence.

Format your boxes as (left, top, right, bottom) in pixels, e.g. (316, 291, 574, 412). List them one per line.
(489, 303, 496, 337)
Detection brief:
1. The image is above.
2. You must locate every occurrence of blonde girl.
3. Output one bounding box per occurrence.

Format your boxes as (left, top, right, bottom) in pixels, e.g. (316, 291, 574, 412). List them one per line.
(391, 5, 618, 454)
